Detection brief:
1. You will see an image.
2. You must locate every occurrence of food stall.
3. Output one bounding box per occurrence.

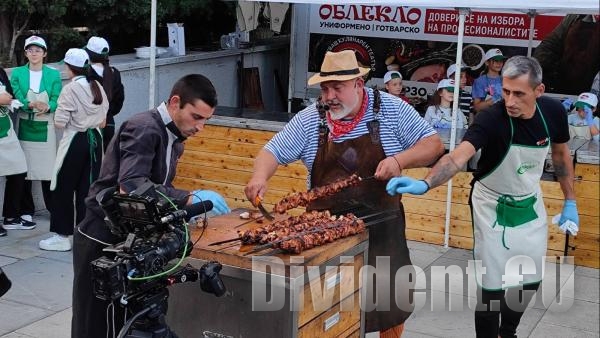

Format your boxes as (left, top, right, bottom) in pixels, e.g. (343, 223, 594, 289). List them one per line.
(173, 121, 598, 269)
(166, 210, 370, 338)
(162, 3, 598, 336)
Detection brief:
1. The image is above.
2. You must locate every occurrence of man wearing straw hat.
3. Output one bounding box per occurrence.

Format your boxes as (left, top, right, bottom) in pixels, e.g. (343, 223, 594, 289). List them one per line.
(245, 50, 444, 337)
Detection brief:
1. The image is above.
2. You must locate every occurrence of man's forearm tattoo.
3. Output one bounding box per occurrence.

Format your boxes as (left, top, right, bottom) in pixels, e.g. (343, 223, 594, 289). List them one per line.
(554, 162, 568, 177)
(428, 154, 461, 188)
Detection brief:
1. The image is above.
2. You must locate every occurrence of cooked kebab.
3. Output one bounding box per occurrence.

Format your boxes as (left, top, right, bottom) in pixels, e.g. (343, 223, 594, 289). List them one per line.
(273, 174, 362, 214)
(237, 210, 333, 244)
(273, 216, 366, 254)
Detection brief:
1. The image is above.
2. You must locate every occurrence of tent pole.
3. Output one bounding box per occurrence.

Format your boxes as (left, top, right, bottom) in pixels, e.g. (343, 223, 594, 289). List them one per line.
(527, 10, 537, 57)
(149, 0, 157, 109)
(445, 8, 468, 249)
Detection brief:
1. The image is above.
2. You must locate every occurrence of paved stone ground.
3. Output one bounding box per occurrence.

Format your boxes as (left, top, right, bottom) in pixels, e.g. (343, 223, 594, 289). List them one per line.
(0, 212, 598, 337)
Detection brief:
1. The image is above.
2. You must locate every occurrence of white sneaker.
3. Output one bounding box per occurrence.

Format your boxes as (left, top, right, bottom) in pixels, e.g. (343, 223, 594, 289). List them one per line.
(39, 234, 72, 251)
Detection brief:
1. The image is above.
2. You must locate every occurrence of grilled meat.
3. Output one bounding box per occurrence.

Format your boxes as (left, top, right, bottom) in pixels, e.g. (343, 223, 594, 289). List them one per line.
(273, 174, 362, 214)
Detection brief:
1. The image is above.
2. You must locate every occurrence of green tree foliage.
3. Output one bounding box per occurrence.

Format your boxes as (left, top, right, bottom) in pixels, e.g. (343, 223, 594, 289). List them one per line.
(0, 0, 70, 66)
(0, 0, 236, 67)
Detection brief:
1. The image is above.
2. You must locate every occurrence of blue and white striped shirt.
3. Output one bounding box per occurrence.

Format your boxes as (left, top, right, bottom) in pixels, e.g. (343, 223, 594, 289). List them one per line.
(265, 88, 436, 177)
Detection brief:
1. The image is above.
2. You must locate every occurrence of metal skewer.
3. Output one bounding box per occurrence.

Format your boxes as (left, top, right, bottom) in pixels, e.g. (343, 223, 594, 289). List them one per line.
(207, 208, 401, 247)
(243, 213, 397, 256)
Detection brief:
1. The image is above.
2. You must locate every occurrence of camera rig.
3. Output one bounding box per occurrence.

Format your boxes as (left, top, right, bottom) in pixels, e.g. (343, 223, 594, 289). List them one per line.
(90, 182, 225, 338)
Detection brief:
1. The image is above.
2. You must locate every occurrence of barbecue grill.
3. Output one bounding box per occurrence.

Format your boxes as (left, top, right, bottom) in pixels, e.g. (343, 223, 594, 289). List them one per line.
(166, 205, 398, 338)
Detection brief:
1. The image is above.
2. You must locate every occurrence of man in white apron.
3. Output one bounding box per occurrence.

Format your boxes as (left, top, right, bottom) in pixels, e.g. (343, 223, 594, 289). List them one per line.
(387, 56, 578, 338)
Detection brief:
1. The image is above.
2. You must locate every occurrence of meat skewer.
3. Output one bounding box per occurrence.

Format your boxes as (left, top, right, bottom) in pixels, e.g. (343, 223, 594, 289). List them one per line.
(244, 216, 366, 255)
(273, 174, 362, 214)
(208, 210, 334, 246)
(208, 208, 402, 247)
(237, 210, 333, 244)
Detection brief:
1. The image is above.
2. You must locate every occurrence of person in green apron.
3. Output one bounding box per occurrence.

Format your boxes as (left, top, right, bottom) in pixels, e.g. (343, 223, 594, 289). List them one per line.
(565, 92, 599, 141)
(84, 36, 125, 150)
(1, 67, 28, 236)
(9, 35, 62, 227)
(387, 56, 578, 338)
(244, 50, 445, 337)
(37, 48, 108, 251)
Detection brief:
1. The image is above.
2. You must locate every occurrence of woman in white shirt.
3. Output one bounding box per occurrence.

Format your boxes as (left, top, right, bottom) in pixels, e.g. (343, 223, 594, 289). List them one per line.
(38, 49, 107, 251)
(424, 79, 467, 129)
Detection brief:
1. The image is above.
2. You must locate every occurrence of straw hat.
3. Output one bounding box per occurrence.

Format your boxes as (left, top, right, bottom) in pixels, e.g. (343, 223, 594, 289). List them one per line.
(308, 50, 370, 86)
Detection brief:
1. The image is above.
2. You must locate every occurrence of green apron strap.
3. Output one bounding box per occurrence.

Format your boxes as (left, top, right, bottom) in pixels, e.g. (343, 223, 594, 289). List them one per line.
(87, 129, 98, 184)
(501, 226, 509, 250)
(535, 103, 551, 145)
(494, 195, 515, 250)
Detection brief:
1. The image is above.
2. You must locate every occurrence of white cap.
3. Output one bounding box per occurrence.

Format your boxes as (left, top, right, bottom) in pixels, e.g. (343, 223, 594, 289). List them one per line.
(64, 48, 90, 68)
(85, 36, 110, 55)
(446, 63, 468, 78)
(574, 92, 598, 109)
(383, 71, 402, 84)
(24, 35, 47, 50)
(484, 48, 507, 62)
(437, 79, 455, 91)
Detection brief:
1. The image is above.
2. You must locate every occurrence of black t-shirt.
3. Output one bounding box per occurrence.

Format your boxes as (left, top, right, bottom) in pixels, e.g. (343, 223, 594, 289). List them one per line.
(463, 96, 570, 181)
(0, 68, 14, 96)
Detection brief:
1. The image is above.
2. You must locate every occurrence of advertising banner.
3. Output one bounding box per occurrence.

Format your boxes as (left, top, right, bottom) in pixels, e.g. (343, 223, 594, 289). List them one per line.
(308, 4, 598, 106)
(309, 5, 563, 47)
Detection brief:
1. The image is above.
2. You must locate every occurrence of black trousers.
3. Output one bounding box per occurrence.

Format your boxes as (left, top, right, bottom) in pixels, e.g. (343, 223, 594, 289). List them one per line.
(2, 172, 27, 219)
(475, 283, 540, 338)
(2, 173, 52, 218)
(51, 131, 102, 236)
(101, 125, 115, 152)
(72, 226, 125, 338)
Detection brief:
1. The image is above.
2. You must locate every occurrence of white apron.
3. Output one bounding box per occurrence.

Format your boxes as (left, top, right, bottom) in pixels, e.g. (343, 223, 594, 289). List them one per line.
(0, 106, 28, 176)
(569, 124, 592, 140)
(472, 104, 550, 290)
(50, 127, 102, 190)
(18, 90, 57, 180)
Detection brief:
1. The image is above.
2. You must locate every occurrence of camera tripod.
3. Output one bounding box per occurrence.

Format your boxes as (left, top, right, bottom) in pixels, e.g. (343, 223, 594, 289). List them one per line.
(119, 288, 179, 338)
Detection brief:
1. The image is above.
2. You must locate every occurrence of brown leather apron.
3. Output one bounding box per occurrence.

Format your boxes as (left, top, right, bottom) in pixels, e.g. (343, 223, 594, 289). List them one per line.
(307, 91, 414, 332)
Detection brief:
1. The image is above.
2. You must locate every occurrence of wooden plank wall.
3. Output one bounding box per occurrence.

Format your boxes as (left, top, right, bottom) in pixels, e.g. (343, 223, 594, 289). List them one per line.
(174, 125, 599, 268)
(174, 125, 308, 212)
(569, 164, 600, 268)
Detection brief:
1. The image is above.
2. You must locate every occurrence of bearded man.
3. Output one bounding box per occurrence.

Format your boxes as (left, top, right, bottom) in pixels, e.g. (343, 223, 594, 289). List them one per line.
(245, 50, 444, 337)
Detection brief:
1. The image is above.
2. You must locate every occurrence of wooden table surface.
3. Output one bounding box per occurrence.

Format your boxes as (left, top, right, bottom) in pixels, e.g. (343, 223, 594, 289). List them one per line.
(189, 208, 369, 274)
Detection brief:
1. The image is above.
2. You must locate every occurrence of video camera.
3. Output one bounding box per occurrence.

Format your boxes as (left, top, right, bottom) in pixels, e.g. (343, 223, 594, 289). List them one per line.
(90, 182, 226, 304)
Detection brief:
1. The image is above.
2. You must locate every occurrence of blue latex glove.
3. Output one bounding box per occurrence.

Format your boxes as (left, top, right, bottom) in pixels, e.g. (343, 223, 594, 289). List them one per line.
(191, 190, 231, 215)
(561, 98, 573, 112)
(559, 199, 579, 227)
(386, 177, 430, 196)
(583, 106, 595, 126)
